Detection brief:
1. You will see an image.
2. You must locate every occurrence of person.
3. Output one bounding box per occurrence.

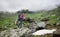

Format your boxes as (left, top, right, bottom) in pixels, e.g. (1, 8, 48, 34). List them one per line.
(17, 12, 24, 28)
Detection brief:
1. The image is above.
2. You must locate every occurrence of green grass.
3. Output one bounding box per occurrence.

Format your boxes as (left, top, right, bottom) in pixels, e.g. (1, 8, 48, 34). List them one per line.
(0, 12, 60, 31)
(0, 14, 18, 31)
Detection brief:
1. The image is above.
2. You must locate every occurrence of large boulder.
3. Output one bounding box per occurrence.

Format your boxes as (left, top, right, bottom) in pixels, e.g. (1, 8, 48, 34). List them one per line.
(36, 22, 46, 31)
(37, 22, 46, 28)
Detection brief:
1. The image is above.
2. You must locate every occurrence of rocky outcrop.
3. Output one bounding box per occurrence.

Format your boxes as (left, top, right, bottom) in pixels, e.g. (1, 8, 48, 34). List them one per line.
(0, 21, 47, 37)
(0, 28, 32, 37)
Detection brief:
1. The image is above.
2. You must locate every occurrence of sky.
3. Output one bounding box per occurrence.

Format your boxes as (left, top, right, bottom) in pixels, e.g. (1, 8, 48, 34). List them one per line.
(0, 0, 60, 12)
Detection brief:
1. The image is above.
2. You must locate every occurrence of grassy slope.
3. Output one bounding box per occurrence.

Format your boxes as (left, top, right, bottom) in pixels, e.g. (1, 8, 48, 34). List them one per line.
(0, 14, 18, 31)
(0, 12, 60, 31)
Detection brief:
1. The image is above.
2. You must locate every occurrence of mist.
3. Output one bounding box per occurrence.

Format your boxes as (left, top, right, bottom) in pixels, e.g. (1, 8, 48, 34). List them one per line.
(0, 0, 60, 12)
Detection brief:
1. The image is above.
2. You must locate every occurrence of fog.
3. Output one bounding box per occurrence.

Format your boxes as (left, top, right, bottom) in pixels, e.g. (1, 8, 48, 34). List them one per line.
(0, 0, 60, 12)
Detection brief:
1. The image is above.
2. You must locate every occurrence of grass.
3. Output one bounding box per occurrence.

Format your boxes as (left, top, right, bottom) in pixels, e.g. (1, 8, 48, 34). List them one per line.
(0, 12, 60, 30)
(0, 12, 60, 37)
(0, 14, 18, 31)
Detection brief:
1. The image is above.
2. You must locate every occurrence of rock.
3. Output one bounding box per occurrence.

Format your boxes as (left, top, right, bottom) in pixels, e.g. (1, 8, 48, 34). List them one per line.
(37, 22, 46, 28)
(56, 22, 60, 26)
(57, 18, 60, 20)
(0, 28, 32, 37)
(35, 22, 46, 31)
(23, 18, 35, 23)
(53, 29, 60, 37)
(29, 22, 37, 33)
(41, 18, 49, 21)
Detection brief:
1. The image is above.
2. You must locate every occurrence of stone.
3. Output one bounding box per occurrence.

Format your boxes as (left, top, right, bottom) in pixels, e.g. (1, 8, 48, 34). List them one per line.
(0, 28, 32, 37)
(53, 29, 60, 37)
(56, 22, 60, 26)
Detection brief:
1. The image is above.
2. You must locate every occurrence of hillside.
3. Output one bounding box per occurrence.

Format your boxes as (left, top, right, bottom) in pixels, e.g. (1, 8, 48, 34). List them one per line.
(0, 7, 60, 37)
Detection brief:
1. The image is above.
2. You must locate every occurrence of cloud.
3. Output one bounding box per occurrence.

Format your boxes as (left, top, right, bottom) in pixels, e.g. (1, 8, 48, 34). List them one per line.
(0, 0, 60, 12)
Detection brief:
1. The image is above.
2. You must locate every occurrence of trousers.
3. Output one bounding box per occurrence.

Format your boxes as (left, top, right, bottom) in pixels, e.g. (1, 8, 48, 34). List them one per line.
(18, 20, 23, 28)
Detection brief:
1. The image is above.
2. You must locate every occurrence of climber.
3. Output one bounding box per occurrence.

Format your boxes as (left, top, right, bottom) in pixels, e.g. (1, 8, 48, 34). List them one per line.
(16, 11, 25, 29)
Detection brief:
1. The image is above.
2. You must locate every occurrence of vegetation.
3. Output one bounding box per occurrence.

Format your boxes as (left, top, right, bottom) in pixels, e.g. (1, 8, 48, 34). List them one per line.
(0, 6, 60, 32)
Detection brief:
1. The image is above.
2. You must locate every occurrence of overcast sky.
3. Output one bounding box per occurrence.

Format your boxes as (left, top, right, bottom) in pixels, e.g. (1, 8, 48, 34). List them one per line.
(0, 0, 60, 12)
